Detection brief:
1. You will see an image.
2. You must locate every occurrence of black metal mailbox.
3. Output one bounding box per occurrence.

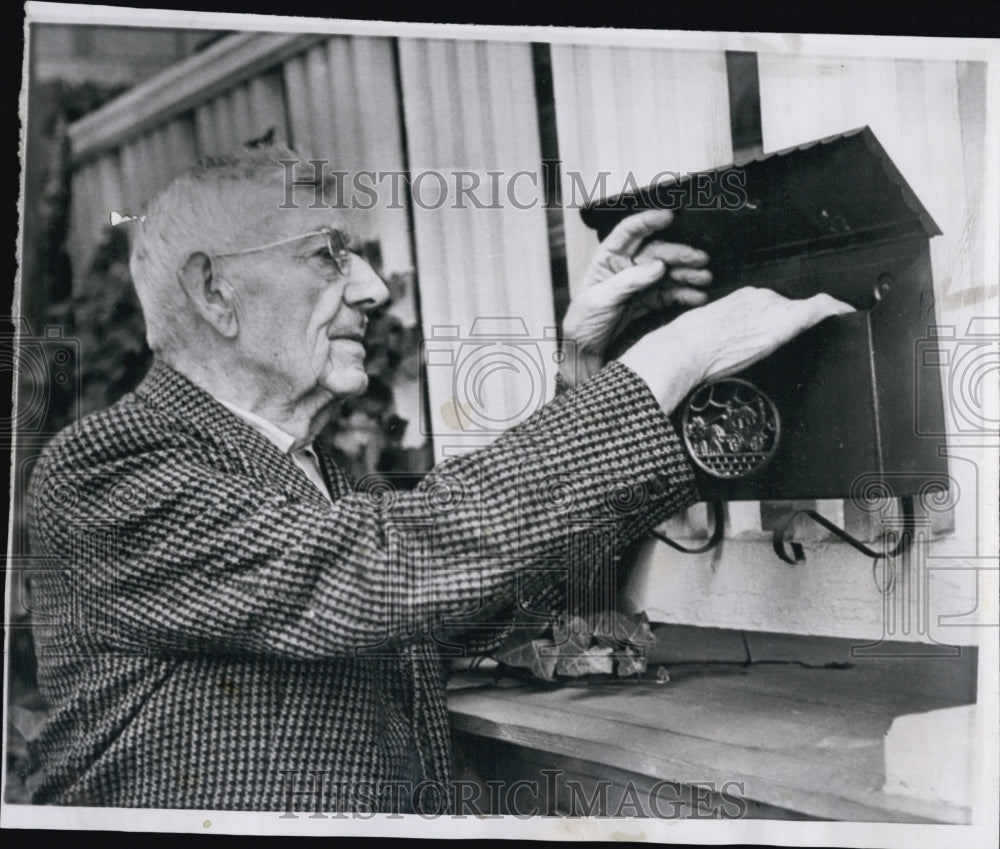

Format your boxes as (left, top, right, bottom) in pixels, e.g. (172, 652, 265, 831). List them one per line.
(581, 127, 949, 502)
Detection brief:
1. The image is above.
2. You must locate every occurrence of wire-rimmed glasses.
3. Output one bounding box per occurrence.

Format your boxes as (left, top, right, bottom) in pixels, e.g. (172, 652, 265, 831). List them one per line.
(214, 226, 351, 276)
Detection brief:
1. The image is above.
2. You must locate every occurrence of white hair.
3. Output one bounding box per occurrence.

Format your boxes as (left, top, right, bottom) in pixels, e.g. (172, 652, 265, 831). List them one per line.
(128, 143, 308, 359)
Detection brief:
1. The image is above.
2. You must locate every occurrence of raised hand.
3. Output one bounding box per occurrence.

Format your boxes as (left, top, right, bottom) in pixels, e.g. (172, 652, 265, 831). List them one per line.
(560, 209, 712, 387)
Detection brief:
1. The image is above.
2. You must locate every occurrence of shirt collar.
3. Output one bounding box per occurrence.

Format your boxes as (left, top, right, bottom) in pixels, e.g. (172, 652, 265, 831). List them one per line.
(216, 398, 308, 456)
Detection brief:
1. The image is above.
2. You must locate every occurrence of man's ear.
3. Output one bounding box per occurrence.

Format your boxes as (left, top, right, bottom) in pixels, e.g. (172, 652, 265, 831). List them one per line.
(176, 252, 238, 338)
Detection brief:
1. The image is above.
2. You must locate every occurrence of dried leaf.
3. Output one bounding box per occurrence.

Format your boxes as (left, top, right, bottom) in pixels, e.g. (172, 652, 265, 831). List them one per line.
(555, 645, 614, 677)
(494, 639, 558, 681)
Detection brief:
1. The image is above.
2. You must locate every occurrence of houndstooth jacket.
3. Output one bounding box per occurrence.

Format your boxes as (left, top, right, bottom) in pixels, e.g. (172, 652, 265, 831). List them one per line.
(26, 358, 696, 811)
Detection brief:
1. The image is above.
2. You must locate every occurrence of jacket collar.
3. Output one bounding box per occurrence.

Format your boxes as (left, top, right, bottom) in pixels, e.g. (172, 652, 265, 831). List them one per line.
(134, 358, 348, 503)
(216, 398, 300, 455)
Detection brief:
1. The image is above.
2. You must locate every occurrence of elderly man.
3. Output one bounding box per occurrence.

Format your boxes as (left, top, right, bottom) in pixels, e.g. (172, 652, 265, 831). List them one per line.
(26, 145, 850, 812)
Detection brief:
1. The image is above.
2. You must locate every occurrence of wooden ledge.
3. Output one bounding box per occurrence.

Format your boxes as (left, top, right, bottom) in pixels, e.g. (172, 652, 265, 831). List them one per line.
(448, 641, 976, 823)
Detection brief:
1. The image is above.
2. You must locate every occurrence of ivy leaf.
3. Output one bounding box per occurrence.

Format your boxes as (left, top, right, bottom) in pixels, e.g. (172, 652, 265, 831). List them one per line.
(591, 610, 656, 649)
(494, 639, 558, 681)
(490, 611, 659, 682)
(552, 615, 592, 656)
(616, 649, 649, 678)
(555, 645, 614, 677)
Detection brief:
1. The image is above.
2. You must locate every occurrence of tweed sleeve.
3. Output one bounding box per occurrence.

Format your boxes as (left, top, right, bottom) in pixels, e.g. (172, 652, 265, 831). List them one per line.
(28, 361, 695, 661)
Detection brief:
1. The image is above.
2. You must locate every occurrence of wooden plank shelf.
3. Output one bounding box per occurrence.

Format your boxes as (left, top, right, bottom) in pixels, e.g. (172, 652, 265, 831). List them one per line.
(448, 649, 976, 823)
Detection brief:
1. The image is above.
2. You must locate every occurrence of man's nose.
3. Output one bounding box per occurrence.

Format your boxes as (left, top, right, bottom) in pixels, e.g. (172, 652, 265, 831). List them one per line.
(344, 258, 391, 314)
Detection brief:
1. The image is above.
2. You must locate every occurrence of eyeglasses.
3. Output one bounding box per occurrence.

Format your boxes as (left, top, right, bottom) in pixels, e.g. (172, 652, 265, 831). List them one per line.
(214, 226, 351, 276)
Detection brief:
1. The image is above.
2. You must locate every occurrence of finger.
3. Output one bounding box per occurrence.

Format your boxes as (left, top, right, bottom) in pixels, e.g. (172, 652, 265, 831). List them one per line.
(635, 241, 710, 268)
(600, 209, 675, 255)
(668, 267, 713, 286)
(805, 292, 856, 320)
(598, 259, 667, 307)
(604, 252, 637, 275)
(662, 286, 710, 308)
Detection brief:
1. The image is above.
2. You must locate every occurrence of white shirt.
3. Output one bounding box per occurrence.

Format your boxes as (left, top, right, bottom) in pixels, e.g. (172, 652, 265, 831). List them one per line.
(217, 399, 334, 505)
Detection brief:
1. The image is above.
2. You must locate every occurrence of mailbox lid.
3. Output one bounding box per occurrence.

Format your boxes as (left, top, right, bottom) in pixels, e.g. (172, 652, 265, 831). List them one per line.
(580, 127, 941, 263)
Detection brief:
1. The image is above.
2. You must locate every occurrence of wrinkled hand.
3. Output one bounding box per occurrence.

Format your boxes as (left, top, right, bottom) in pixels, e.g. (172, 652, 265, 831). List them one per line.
(619, 287, 855, 414)
(560, 209, 712, 387)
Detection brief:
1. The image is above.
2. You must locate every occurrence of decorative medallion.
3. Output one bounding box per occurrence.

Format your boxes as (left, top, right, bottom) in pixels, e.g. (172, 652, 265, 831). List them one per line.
(680, 378, 780, 479)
